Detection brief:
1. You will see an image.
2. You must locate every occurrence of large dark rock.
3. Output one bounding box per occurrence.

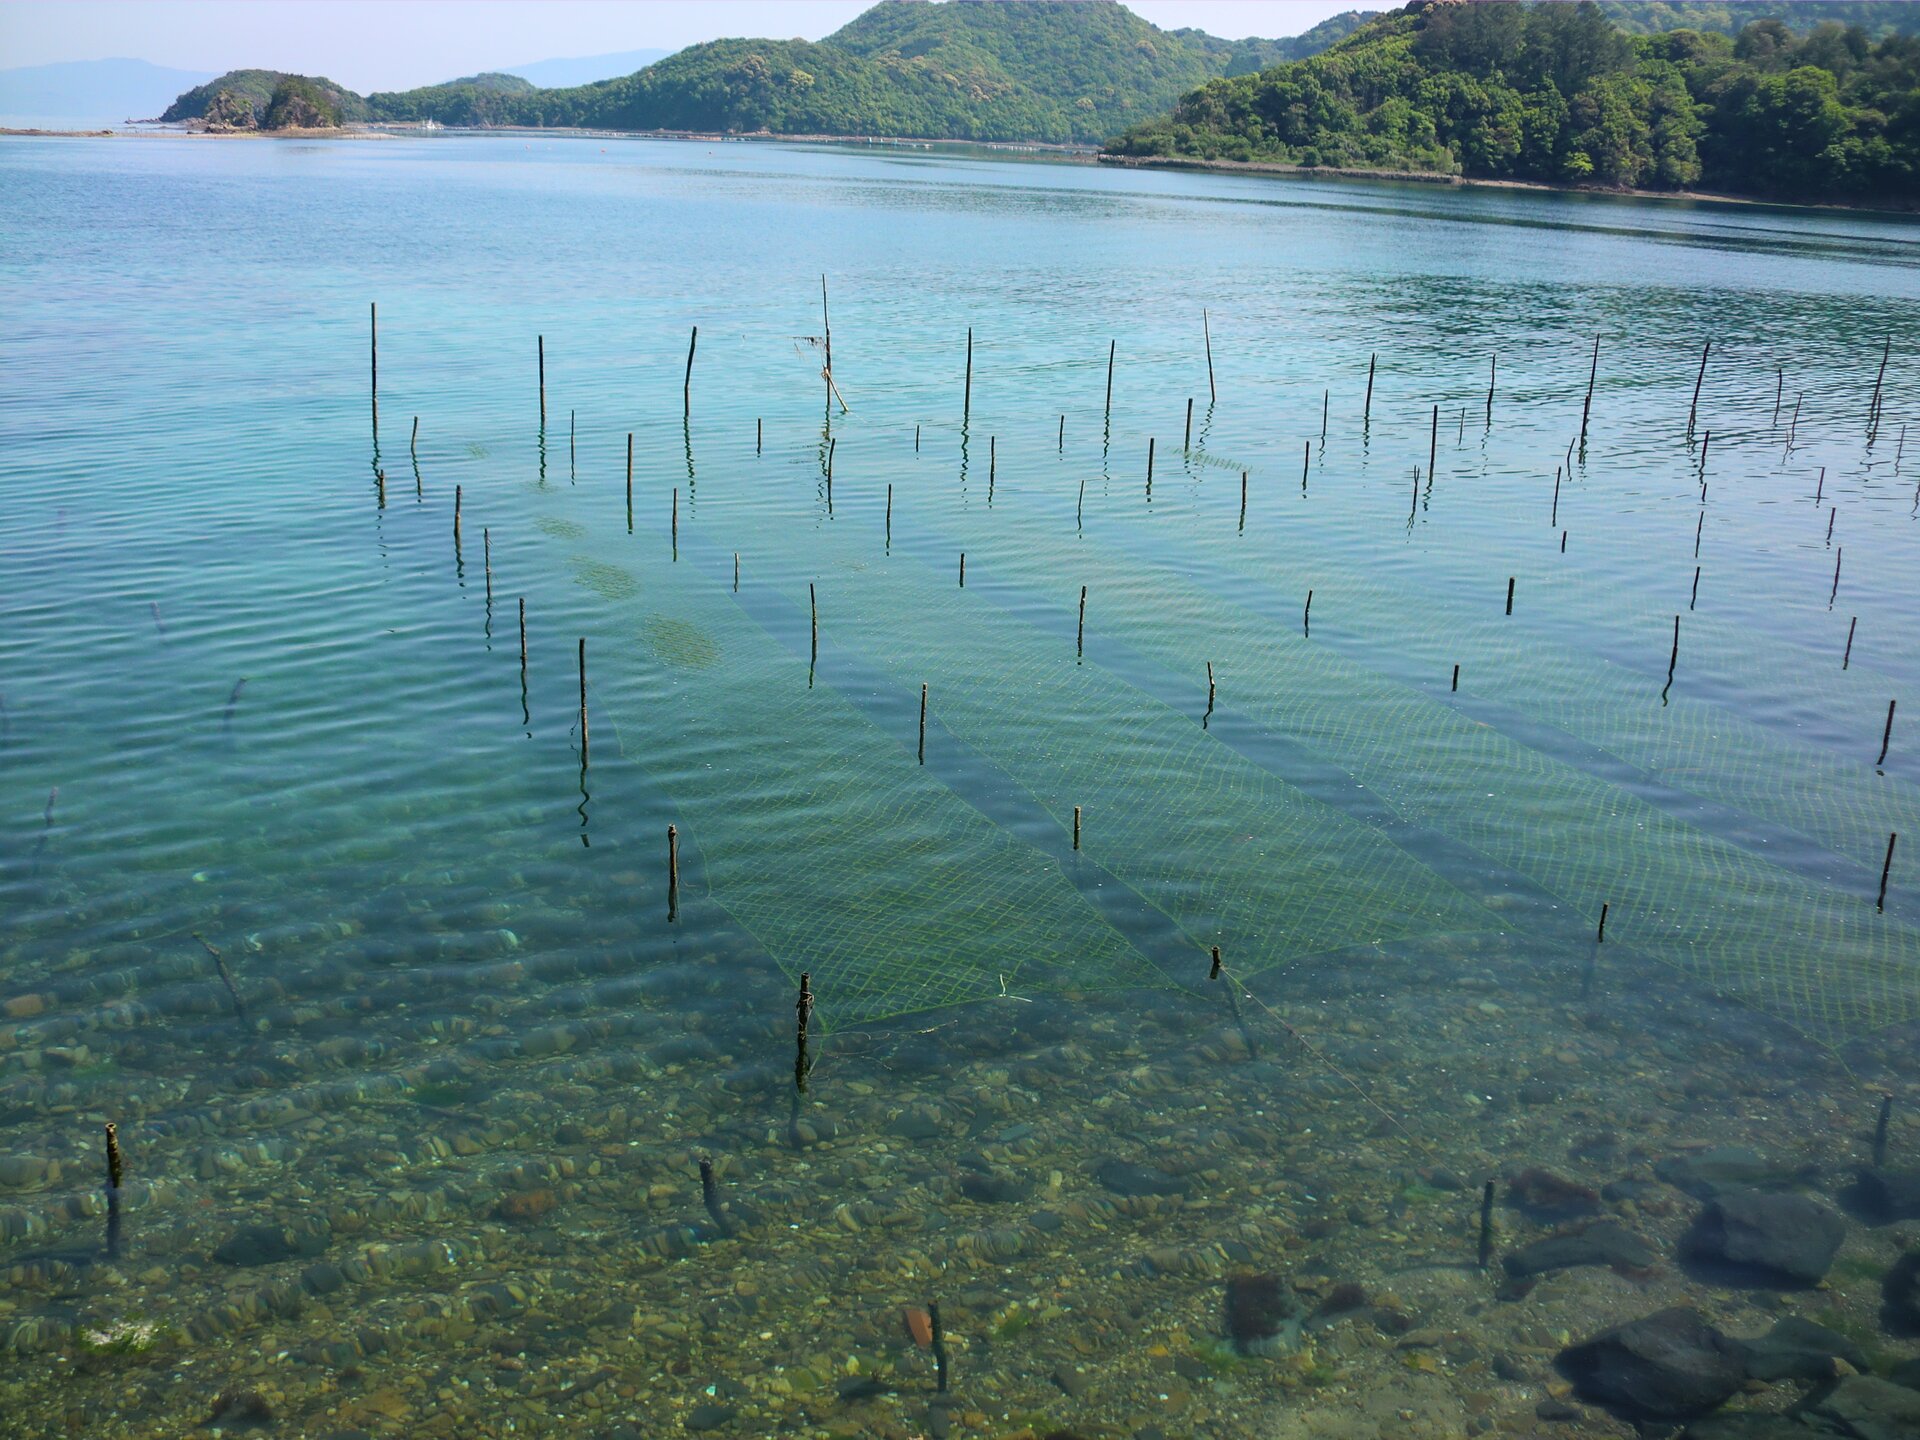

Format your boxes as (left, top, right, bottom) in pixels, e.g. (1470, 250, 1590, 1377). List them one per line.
(1679, 1416, 1805, 1439)
(1224, 1272, 1304, 1357)
(1733, 1316, 1868, 1382)
(1798, 1375, 1920, 1440)
(1657, 1148, 1817, 1201)
(1093, 1158, 1187, 1198)
(1855, 1168, 1920, 1222)
(1557, 1307, 1747, 1420)
(1684, 1190, 1844, 1285)
(1883, 1250, 1920, 1335)
(213, 1218, 331, 1267)
(1504, 1220, 1658, 1278)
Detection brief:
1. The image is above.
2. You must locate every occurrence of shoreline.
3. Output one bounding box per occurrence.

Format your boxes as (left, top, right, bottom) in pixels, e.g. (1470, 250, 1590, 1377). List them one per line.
(1095, 151, 1920, 218)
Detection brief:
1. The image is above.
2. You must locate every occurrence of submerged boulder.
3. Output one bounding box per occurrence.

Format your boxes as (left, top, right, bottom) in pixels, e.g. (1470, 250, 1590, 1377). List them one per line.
(1557, 1307, 1746, 1420)
(1685, 1190, 1845, 1286)
(1733, 1316, 1868, 1382)
(1503, 1220, 1658, 1277)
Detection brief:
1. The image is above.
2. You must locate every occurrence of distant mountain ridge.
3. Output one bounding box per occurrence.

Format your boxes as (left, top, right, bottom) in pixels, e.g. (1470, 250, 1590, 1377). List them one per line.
(0, 58, 213, 124)
(501, 49, 675, 89)
(160, 0, 1376, 143)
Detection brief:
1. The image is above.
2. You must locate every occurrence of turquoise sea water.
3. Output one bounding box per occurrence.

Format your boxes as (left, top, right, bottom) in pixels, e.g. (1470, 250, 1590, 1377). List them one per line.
(1, 135, 1917, 1437)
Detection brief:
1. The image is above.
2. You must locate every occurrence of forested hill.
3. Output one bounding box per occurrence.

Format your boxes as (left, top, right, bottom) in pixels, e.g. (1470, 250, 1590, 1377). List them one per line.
(1105, 1, 1920, 207)
(161, 0, 1374, 143)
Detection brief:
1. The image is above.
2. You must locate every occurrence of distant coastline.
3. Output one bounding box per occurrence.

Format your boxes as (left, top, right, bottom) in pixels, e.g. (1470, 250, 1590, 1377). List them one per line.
(1097, 153, 1920, 218)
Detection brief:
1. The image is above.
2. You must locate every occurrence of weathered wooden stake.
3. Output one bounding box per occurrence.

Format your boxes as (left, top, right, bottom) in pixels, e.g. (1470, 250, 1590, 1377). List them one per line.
(1486, 354, 1496, 424)
(484, 527, 492, 605)
(1551, 466, 1561, 527)
(1844, 616, 1857, 669)
(1239, 471, 1247, 530)
(1477, 1180, 1494, 1269)
(795, 972, 814, 1094)
(1363, 352, 1375, 424)
(757, 417, 762, 454)
(963, 327, 972, 423)
(1870, 335, 1890, 422)
(538, 334, 546, 425)
(1302, 440, 1310, 489)
(1879, 699, 1897, 766)
(1597, 902, 1609, 943)
(1690, 564, 1700, 610)
(930, 1300, 950, 1393)
(672, 488, 679, 552)
(1203, 308, 1216, 405)
(626, 433, 634, 519)
(519, 598, 527, 674)
(1428, 404, 1438, 486)
(1665, 614, 1681, 700)
(959, 551, 965, 588)
(919, 683, 927, 764)
(1788, 394, 1802, 449)
(410, 414, 418, 456)
(886, 483, 893, 542)
(915, 423, 921, 453)
(578, 637, 588, 765)
(683, 325, 697, 415)
(1580, 335, 1599, 441)
(1077, 478, 1085, 525)
(1878, 831, 1898, 912)
(1184, 398, 1193, 451)
(1105, 339, 1115, 422)
(1451, 663, 1459, 693)
(1774, 368, 1784, 426)
(1505, 577, 1515, 615)
(375, 467, 386, 508)
(810, 583, 818, 659)
(988, 435, 994, 485)
(104, 1121, 123, 1259)
(1077, 585, 1086, 657)
(1832, 546, 1844, 605)
(733, 552, 739, 593)
(1874, 1093, 1893, 1166)
(1059, 413, 1065, 449)
(370, 302, 378, 432)
(1206, 660, 1216, 710)
(1146, 436, 1155, 491)
(1699, 429, 1711, 481)
(1694, 510, 1704, 558)
(1817, 467, 1826, 503)
(570, 409, 575, 475)
(1827, 507, 1836, 543)
(453, 484, 463, 548)
(1321, 389, 1328, 441)
(1304, 588, 1313, 636)
(1561, 529, 1568, 553)
(1072, 805, 1081, 850)
(1687, 338, 1709, 433)
(667, 824, 680, 922)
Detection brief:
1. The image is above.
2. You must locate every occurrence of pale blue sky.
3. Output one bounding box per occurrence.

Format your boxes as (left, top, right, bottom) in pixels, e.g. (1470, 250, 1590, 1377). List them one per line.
(0, 1, 1371, 91)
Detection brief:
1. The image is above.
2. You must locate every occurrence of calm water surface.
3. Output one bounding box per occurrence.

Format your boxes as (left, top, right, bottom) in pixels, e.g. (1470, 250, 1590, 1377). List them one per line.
(1, 134, 1917, 1439)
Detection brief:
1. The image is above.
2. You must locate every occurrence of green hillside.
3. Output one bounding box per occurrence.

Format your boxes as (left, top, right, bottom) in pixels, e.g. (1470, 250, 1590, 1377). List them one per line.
(1106, 1, 1920, 206)
(160, 69, 366, 127)
(1601, 2, 1920, 39)
(168, 0, 1349, 145)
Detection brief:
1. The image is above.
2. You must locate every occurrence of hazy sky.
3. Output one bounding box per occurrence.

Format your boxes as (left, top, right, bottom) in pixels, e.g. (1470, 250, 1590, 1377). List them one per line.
(0, 1, 1374, 91)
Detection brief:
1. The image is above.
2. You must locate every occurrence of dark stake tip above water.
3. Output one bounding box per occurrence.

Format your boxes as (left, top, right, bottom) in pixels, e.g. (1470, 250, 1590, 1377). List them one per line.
(667, 824, 680, 923)
(1688, 337, 1710, 435)
(1879, 832, 1899, 912)
(104, 1120, 123, 1259)
(929, 1300, 950, 1393)
(1878, 699, 1897, 766)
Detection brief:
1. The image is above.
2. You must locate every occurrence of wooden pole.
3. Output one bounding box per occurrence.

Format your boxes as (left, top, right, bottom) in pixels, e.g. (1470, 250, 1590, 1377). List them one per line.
(1690, 564, 1700, 610)
(578, 637, 588, 765)
(1774, 368, 1784, 426)
(1428, 404, 1438, 485)
(1078, 585, 1086, 657)
(1486, 354, 1496, 424)
(1832, 546, 1844, 605)
(930, 1301, 950, 1393)
(453, 484, 462, 548)
(484, 527, 492, 606)
(988, 435, 994, 486)
(370, 302, 377, 433)
(821, 274, 832, 390)
(1870, 336, 1890, 423)
(667, 824, 679, 922)
(684, 325, 698, 415)
(538, 334, 546, 425)
(810, 583, 818, 659)
(1699, 429, 1711, 483)
(1787, 394, 1801, 449)
(1505, 577, 1515, 615)
(1551, 466, 1561, 527)
(959, 551, 965, 588)
(795, 973, 813, 1094)
(1240, 470, 1247, 530)
(375, 467, 386, 509)
(1879, 699, 1897, 766)
(1844, 616, 1857, 669)
(1879, 832, 1898, 912)
(1818, 467, 1828, 503)
(626, 433, 633, 519)
(672, 487, 678, 552)
(104, 1121, 123, 1259)
(570, 409, 575, 475)
(915, 424, 920, 453)
(757, 417, 762, 454)
(1321, 389, 1328, 441)
(1827, 507, 1836, 543)
(519, 597, 527, 674)
(963, 327, 972, 423)
(1597, 902, 1609, 943)
(1105, 339, 1115, 422)
(1451, 663, 1459, 692)
(1072, 805, 1081, 850)
(1363, 352, 1375, 424)
(1304, 588, 1312, 636)
(734, 552, 739, 593)
(1203, 308, 1216, 405)
(411, 414, 418, 456)
(1687, 338, 1709, 433)
(1694, 510, 1703, 558)
(1184, 398, 1192, 451)
(1206, 660, 1216, 710)
(1146, 437, 1154, 491)
(886, 483, 892, 543)
(1059, 413, 1065, 449)
(918, 683, 927, 764)
(1581, 335, 1599, 442)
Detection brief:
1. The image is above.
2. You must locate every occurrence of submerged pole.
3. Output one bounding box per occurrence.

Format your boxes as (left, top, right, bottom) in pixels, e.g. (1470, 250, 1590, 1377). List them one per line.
(667, 824, 680, 922)
(684, 325, 698, 416)
(1203, 308, 1216, 405)
(1879, 832, 1898, 912)
(104, 1122, 123, 1260)
(578, 637, 589, 765)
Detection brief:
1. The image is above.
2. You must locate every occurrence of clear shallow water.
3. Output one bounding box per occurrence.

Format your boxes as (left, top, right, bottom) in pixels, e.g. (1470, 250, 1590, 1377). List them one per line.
(1, 134, 1917, 1438)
